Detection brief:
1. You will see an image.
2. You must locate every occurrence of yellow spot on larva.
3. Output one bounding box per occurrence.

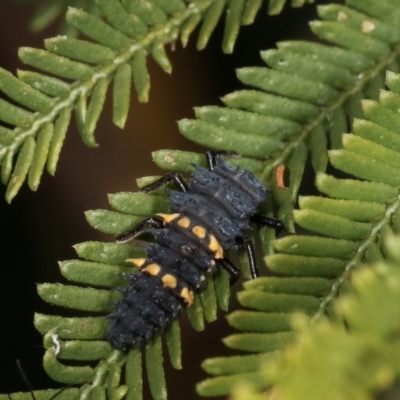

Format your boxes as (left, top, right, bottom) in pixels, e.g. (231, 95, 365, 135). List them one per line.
(180, 287, 194, 305)
(177, 217, 191, 228)
(125, 258, 146, 268)
(156, 213, 180, 223)
(162, 274, 177, 288)
(142, 263, 161, 276)
(192, 225, 206, 238)
(208, 235, 224, 259)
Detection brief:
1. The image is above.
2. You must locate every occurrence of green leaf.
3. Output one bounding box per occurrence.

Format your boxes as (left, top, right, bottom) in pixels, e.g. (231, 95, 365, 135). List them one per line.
(316, 173, 397, 202)
(197, 0, 226, 50)
(19, 47, 94, 81)
(308, 124, 328, 173)
(151, 42, 172, 74)
(145, 335, 167, 400)
(43, 348, 94, 384)
(74, 241, 145, 265)
(29, 0, 64, 32)
(6, 137, 35, 203)
(37, 283, 114, 312)
(318, 4, 400, 45)
(85, 210, 142, 235)
(125, 349, 143, 400)
(294, 209, 371, 240)
(17, 70, 71, 98)
(197, 371, 267, 397)
(186, 293, 205, 332)
(237, 290, 321, 313)
(45, 37, 116, 64)
(227, 311, 292, 333)
(84, 78, 109, 146)
(223, 331, 295, 352)
(277, 40, 374, 73)
(96, 0, 148, 38)
(113, 63, 131, 129)
(0, 67, 54, 113)
(329, 150, 400, 187)
(202, 353, 275, 375)
(199, 274, 218, 323)
(42, 337, 112, 361)
(311, 20, 390, 59)
(109, 192, 169, 215)
(66, 8, 132, 50)
(242, 0, 263, 24)
(47, 107, 72, 175)
(28, 122, 53, 191)
(222, 0, 246, 53)
(131, 49, 150, 103)
(274, 235, 358, 258)
(59, 260, 132, 287)
(34, 313, 108, 339)
(261, 49, 355, 89)
(0, 97, 34, 128)
(237, 67, 338, 106)
(299, 196, 385, 222)
(165, 320, 182, 370)
(179, 119, 281, 158)
(181, 14, 202, 48)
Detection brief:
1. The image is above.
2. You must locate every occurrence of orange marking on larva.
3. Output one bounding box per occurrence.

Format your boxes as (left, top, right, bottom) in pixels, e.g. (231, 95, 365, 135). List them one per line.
(156, 213, 180, 223)
(180, 287, 194, 305)
(192, 225, 206, 238)
(208, 234, 224, 259)
(275, 165, 288, 189)
(142, 263, 161, 276)
(162, 274, 177, 288)
(125, 258, 146, 268)
(177, 217, 191, 228)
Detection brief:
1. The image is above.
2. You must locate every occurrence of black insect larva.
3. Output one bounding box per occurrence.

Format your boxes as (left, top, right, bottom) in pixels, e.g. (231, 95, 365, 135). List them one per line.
(107, 151, 282, 350)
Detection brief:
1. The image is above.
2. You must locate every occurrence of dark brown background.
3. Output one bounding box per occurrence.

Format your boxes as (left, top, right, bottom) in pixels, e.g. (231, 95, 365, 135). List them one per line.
(0, 1, 335, 398)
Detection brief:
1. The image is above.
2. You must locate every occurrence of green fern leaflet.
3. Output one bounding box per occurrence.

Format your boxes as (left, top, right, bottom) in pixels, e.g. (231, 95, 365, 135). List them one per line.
(198, 68, 400, 396)
(231, 235, 400, 399)
(0, 0, 308, 202)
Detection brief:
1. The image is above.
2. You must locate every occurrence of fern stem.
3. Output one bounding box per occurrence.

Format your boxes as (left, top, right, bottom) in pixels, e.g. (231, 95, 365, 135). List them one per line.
(78, 349, 125, 399)
(260, 45, 400, 182)
(281, 45, 400, 323)
(312, 191, 400, 322)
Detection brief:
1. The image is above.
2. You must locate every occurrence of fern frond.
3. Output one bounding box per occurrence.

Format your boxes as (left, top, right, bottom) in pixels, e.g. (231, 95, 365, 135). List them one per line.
(31, 183, 231, 400)
(147, 1, 400, 238)
(197, 68, 400, 396)
(0, 0, 315, 202)
(25, 0, 315, 34)
(0, 387, 80, 400)
(7, 1, 400, 398)
(229, 237, 400, 400)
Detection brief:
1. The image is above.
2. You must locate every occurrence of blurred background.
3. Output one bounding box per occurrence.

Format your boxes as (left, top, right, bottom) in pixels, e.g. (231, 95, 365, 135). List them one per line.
(0, 1, 334, 398)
